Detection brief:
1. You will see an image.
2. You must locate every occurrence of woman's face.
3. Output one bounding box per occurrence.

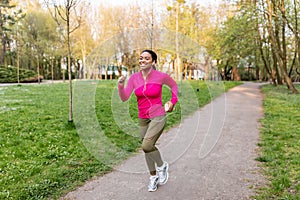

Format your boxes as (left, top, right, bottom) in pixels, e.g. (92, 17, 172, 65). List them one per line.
(139, 52, 153, 71)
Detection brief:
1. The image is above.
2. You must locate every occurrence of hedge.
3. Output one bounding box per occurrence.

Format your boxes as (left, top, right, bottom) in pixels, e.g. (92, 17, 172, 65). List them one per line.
(0, 65, 42, 83)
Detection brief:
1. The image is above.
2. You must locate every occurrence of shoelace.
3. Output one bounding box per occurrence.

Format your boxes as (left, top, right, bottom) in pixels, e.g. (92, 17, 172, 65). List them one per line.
(149, 176, 158, 186)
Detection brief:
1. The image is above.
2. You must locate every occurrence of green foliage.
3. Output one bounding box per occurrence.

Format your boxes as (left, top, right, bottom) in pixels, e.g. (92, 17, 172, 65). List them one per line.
(0, 0, 24, 31)
(22, 9, 60, 54)
(164, 1, 215, 49)
(0, 0, 25, 66)
(216, 7, 258, 62)
(13, 6, 64, 80)
(0, 80, 240, 199)
(255, 84, 300, 199)
(0, 65, 40, 83)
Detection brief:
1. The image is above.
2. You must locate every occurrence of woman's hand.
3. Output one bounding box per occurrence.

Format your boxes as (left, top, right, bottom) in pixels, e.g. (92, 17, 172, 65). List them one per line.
(118, 76, 126, 85)
(164, 101, 174, 112)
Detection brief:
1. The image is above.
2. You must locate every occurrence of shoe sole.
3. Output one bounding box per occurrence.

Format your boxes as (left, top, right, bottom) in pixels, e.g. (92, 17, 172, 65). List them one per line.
(148, 185, 158, 192)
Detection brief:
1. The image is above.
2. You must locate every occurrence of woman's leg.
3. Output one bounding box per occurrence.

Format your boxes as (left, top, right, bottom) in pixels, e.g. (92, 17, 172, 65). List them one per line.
(139, 116, 166, 175)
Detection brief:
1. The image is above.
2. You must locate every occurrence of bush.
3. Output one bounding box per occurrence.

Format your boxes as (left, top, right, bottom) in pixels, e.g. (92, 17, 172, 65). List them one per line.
(0, 65, 43, 83)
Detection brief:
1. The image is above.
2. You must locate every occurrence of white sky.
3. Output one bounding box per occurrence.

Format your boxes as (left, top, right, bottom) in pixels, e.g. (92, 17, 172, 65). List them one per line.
(93, 0, 222, 7)
(37, 0, 222, 8)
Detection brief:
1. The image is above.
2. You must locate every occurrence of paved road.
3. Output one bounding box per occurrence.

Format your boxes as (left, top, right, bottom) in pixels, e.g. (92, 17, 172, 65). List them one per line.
(62, 82, 265, 200)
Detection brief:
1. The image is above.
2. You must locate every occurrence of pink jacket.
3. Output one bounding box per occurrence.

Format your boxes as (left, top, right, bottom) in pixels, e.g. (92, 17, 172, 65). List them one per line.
(118, 70, 178, 118)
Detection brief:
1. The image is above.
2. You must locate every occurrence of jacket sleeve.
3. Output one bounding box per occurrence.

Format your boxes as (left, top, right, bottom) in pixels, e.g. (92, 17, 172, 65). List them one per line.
(118, 76, 134, 102)
(163, 74, 178, 105)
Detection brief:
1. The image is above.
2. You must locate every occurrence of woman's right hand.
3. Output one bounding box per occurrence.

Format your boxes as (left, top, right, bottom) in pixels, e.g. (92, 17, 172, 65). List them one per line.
(118, 76, 126, 85)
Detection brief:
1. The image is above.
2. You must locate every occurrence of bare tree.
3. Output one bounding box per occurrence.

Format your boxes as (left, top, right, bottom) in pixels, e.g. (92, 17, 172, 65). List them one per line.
(44, 0, 84, 122)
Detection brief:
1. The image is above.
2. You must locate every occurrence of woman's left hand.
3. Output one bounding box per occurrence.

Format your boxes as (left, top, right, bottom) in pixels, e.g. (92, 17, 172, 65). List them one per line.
(164, 101, 174, 112)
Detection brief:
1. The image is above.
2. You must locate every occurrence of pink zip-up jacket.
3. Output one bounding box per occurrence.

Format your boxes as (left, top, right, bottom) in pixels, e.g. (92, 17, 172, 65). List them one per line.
(118, 70, 178, 119)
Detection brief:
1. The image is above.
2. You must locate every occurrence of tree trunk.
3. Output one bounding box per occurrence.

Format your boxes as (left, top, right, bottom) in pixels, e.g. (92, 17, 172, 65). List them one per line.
(271, 49, 279, 85)
(280, 0, 298, 93)
(257, 25, 273, 82)
(67, 2, 73, 122)
(0, 7, 4, 65)
(231, 65, 241, 81)
(266, 0, 298, 93)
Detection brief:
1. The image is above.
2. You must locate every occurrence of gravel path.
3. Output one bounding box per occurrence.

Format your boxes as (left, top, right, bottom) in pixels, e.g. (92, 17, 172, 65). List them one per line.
(61, 82, 266, 200)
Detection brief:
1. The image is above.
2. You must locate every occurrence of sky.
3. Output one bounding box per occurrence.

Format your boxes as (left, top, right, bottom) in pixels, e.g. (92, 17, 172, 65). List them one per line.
(36, 0, 222, 8)
(94, 0, 222, 7)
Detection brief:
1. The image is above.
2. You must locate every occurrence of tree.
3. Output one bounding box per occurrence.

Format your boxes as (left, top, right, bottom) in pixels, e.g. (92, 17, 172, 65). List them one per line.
(44, 0, 85, 122)
(71, 3, 95, 79)
(0, 0, 24, 65)
(164, 1, 223, 81)
(279, 0, 300, 83)
(213, 0, 299, 92)
(21, 9, 60, 82)
(265, 0, 298, 93)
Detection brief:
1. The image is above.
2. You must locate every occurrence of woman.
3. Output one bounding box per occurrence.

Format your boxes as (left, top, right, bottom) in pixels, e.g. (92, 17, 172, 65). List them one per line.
(118, 49, 178, 192)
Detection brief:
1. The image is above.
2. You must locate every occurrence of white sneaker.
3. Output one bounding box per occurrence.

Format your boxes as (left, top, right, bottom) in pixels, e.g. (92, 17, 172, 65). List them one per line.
(156, 162, 169, 185)
(148, 175, 159, 192)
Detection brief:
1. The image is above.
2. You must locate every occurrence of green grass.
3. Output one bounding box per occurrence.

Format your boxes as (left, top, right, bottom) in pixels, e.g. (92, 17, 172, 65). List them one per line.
(0, 80, 240, 199)
(254, 84, 300, 200)
(0, 84, 111, 200)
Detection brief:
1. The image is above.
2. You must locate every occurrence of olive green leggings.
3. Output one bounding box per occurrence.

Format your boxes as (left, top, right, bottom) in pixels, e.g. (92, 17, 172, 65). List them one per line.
(139, 116, 166, 174)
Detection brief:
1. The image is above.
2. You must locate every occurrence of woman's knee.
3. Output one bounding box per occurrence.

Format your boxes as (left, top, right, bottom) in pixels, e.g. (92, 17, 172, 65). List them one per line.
(141, 141, 155, 153)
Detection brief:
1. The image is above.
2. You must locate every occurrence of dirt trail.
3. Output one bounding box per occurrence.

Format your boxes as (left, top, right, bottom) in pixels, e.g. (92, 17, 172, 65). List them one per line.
(62, 82, 265, 200)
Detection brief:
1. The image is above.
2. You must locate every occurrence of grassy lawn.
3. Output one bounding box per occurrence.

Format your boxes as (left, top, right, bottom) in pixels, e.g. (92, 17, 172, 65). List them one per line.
(255, 84, 300, 200)
(0, 80, 240, 199)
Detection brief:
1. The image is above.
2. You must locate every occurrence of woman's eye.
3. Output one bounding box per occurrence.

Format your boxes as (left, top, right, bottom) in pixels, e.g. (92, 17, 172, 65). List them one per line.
(139, 57, 151, 61)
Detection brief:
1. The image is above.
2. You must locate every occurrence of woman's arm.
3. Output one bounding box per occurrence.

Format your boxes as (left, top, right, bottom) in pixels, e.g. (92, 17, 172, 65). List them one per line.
(118, 75, 134, 102)
(163, 74, 178, 111)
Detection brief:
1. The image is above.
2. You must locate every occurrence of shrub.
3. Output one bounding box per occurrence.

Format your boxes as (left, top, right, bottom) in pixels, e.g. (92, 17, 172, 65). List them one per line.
(0, 65, 43, 83)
